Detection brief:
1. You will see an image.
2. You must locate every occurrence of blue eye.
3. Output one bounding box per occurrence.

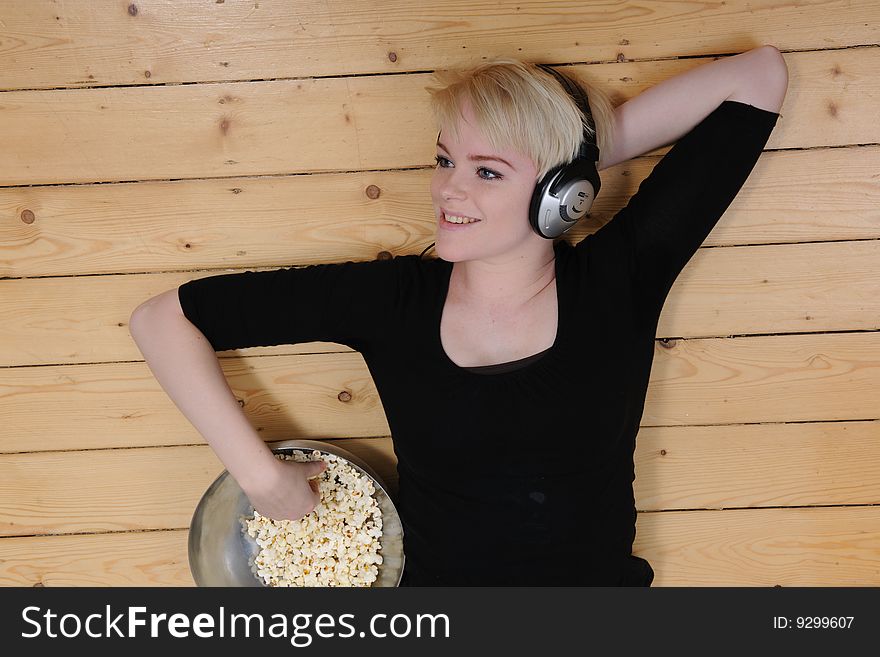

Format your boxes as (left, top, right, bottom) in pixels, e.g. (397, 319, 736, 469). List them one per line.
(433, 155, 502, 181)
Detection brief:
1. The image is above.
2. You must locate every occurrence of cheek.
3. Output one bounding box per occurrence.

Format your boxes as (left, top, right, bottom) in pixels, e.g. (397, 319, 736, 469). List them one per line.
(429, 173, 444, 199)
(503, 187, 535, 220)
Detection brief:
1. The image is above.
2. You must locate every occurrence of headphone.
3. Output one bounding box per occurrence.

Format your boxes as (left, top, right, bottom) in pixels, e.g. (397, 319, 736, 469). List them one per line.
(421, 62, 600, 258)
(529, 64, 601, 239)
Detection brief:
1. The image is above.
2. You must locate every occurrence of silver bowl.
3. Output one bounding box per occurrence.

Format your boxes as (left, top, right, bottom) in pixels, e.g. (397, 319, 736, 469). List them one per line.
(188, 439, 405, 586)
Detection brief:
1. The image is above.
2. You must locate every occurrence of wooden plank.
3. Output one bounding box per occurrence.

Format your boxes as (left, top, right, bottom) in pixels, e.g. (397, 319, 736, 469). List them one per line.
(634, 505, 880, 586)
(0, 265, 351, 366)
(1, 169, 435, 278)
(0, 1, 876, 89)
(0, 438, 398, 537)
(2, 333, 880, 455)
(0, 353, 392, 452)
(642, 331, 880, 426)
(3, 144, 878, 280)
(2, 505, 878, 586)
(0, 48, 874, 186)
(0, 446, 225, 537)
(658, 238, 880, 338)
(634, 420, 880, 511)
(0, 530, 193, 587)
(2, 421, 878, 537)
(2, 235, 878, 367)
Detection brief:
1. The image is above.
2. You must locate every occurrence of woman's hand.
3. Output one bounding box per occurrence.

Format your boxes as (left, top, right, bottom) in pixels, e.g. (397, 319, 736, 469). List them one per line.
(242, 457, 328, 521)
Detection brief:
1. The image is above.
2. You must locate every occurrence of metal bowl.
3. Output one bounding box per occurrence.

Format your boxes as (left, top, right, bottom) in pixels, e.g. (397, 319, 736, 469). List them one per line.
(188, 439, 405, 586)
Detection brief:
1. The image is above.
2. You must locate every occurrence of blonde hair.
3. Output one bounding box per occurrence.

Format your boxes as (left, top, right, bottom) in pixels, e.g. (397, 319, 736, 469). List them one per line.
(424, 57, 615, 181)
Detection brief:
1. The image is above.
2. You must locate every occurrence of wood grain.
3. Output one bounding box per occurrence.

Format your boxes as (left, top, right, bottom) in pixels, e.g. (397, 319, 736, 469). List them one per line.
(2, 504, 878, 586)
(2, 0, 877, 587)
(1, 234, 878, 368)
(2, 422, 879, 538)
(2, 143, 878, 280)
(0, 438, 398, 537)
(0, 352, 389, 453)
(0, 1, 876, 88)
(635, 505, 880, 586)
(2, 333, 879, 455)
(0, 530, 193, 587)
(0, 49, 875, 187)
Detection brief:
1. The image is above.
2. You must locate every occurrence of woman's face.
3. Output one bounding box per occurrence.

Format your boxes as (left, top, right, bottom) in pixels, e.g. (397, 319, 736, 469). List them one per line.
(430, 98, 540, 263)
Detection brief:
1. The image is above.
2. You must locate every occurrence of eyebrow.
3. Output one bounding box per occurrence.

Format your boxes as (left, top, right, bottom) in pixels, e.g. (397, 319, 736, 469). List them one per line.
(436, 141, 516, 171)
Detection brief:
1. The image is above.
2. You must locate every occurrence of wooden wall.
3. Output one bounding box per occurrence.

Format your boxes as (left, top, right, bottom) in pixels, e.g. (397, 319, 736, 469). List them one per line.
(1, 0, 878, 586)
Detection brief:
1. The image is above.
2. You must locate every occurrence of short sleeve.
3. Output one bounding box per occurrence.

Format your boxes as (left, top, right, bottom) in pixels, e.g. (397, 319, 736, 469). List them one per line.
(592, 99, 780, 314)
(177, 257, 399, 352)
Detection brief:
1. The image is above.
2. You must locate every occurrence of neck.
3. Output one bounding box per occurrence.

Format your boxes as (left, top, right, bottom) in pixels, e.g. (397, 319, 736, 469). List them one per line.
(450, 242, 556, 309)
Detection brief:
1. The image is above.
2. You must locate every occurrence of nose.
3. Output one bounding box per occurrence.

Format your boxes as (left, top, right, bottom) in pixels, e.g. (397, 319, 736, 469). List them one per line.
(438, 168, 466, 201)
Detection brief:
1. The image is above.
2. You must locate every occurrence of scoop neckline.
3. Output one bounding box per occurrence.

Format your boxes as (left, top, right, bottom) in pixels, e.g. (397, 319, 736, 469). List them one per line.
(434, 241, 565, 377)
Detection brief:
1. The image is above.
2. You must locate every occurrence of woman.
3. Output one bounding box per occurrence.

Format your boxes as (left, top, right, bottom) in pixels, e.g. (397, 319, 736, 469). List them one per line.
(130, 47, 787, 586)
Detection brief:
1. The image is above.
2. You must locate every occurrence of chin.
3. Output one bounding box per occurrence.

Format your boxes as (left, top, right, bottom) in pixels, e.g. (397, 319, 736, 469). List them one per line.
(434, 240, 467, 262)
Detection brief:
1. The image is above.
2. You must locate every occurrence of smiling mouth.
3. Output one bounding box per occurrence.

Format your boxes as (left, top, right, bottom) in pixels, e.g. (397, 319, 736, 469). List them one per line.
(442, 212, 482, 225)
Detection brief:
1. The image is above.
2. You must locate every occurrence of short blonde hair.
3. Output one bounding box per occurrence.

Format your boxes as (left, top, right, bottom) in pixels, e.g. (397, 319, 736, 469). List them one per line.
(424, 57, 615, 181)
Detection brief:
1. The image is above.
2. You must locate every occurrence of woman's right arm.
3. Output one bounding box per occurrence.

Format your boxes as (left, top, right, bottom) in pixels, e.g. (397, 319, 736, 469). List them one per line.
(128, 288, 325, 520)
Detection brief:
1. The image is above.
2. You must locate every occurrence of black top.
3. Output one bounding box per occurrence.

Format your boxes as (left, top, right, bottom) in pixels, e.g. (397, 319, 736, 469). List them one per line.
(462, 344, 553, 374)
(178, 100, 780, 586)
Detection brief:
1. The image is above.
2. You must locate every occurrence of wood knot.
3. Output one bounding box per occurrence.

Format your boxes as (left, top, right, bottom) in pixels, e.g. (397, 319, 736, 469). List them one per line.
(144, 70, 151, 78)
(616, 52, 627, 63)
(388, 51, 398, 63)
(376, 250, 392, 260)
(337, 390, 352, 403)
(658, 338, 677, 349)
(659, 449, 667, 456)
(33, 581, 45, 587)
(20, 209, 35, 224)
(127, 3, 138, 16)
(236, 398, 245, 407)
(365, 184, 381, 199)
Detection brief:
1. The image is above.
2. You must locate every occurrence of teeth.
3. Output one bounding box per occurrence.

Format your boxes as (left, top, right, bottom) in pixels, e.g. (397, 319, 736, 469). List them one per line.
(445, 214, 481, 224)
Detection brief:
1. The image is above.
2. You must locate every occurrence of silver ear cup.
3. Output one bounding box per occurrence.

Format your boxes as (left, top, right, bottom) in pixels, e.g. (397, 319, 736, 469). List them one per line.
(534, 169, 596, 238)
(557, 178, 595, 222)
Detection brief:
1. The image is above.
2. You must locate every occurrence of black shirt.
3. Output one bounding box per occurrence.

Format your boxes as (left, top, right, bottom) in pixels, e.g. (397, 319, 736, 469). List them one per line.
(178, 100, 781, 586)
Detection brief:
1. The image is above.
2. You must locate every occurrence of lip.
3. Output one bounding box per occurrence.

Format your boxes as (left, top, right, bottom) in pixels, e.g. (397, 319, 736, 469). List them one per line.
(439, 210, 483, 231)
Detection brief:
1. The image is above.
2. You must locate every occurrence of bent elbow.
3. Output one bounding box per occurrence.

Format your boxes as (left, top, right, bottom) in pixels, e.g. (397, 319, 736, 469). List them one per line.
(130, 288, 185, 334)
(728, 46, 788, 113)
(760, 45, 789, 91)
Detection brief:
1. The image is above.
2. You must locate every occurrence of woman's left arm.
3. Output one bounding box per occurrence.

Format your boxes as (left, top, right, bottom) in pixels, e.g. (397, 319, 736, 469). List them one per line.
(599, 45, 789, 171)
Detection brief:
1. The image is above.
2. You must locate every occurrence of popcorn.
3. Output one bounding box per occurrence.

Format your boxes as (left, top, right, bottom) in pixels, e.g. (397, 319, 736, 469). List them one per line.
(242, 450, 384, 587)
